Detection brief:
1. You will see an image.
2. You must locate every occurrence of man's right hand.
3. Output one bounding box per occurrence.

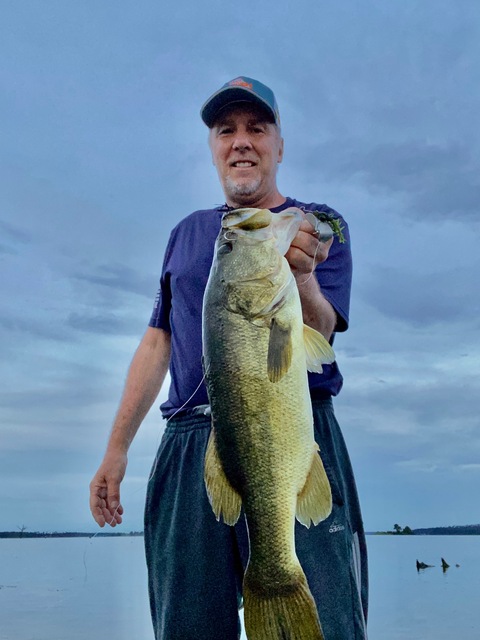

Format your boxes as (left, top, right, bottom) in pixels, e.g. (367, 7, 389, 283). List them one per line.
(89, 451, 128, 527)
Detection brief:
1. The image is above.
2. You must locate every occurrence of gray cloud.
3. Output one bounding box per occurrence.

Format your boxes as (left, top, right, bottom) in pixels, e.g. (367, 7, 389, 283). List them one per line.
(67, 310, 144, 336)
(0, 219, 31, 244)
(336, 371, 480, 481)
(73, 263, 156, 299)
(358, 262, 480, 326)
(0, 244, 16, 256)
(0, 315, 74, 343)
(299, 140, 480, 221)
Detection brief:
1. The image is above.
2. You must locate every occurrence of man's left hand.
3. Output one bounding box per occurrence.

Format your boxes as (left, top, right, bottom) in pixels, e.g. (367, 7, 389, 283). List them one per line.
(285, 217, 333, 278)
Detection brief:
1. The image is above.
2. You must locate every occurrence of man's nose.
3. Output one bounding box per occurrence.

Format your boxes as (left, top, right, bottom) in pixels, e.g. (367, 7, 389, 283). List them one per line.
(232, 133, 253, 150)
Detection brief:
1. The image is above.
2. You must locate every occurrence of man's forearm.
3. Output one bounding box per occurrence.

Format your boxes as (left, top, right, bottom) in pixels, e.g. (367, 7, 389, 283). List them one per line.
(106, 327, 171, 454)
(296, 275, 336, 341)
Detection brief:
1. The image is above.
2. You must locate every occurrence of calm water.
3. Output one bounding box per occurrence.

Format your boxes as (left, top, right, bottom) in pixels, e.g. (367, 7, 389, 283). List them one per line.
(0, 535, 478, 639)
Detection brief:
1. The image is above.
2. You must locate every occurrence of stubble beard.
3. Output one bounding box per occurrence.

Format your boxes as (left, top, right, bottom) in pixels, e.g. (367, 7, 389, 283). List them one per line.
(224, 176, 262, 205)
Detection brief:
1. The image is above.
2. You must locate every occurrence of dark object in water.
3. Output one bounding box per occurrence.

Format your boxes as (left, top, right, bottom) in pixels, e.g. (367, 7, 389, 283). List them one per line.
(441, 558, 450, 572)
(416, 560, 434, 571)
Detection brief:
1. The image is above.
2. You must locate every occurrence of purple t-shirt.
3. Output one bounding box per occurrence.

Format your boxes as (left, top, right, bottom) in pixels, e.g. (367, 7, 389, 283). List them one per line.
(149, 197, 352, 418)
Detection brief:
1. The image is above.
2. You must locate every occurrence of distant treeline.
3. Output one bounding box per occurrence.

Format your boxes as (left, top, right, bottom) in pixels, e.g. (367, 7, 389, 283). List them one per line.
(373, 524, 480, 536)
(413, 525, 480, 535)
(0, 531, 144, 539)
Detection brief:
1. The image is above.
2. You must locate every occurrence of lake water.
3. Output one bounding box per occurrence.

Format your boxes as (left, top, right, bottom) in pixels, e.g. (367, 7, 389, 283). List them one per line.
(0, 535, 478, 639)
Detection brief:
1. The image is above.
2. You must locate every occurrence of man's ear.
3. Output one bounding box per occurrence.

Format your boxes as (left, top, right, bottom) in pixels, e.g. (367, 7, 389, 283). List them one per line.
(208, 132, 217, 166)
(278, 137, 284, 163)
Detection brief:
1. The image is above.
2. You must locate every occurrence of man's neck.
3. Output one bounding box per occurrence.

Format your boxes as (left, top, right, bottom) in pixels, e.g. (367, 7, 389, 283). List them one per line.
(225, 190, 286, 211)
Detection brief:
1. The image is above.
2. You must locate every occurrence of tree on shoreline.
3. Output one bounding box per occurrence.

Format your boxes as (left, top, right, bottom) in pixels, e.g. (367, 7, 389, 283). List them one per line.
(392, 524, 413, 535)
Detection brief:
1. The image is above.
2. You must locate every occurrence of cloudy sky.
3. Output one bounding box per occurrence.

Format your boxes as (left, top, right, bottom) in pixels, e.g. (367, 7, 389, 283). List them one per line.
(1, 0, 479, 535)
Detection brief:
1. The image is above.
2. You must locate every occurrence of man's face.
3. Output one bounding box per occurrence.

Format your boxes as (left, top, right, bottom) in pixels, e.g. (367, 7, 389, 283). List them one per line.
(208, 103, 284, 208)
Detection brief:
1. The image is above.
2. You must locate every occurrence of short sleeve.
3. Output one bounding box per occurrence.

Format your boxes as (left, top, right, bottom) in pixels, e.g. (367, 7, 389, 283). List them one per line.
(148, 232, 175, 332)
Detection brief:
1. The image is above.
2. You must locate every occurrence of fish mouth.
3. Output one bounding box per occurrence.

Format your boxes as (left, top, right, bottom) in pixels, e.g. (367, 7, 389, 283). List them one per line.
(222, 208, 272, 232)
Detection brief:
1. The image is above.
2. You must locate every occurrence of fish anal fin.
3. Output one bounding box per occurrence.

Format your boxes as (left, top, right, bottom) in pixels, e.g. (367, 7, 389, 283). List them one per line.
(244, 569, 325, 640)
(296, 446, 332, 528)
(303, 324, 335, 373)
(267, 318, 292, 382)
(204, 428, 242, 526)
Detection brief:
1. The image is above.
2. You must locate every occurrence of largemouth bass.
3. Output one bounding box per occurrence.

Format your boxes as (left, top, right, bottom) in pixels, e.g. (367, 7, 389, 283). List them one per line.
(202, 207, 335, 640)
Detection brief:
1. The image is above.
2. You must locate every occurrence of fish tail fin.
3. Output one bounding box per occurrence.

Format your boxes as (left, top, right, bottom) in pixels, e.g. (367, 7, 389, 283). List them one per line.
(243, 570, 324, 640)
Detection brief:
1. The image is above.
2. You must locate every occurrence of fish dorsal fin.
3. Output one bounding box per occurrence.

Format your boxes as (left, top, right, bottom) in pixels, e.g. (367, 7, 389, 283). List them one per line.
(296, 444, 333, 527)
(204, 427, 242, 526)
(267, 318, 292, 383)
(303, 324, 335, 373)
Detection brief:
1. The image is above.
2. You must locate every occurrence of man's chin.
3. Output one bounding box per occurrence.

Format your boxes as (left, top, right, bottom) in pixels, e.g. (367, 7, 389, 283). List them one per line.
(224, 178, 262, 204)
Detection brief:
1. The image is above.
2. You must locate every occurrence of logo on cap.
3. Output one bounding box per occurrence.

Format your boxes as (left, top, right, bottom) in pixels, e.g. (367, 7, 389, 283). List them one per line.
(228, 78, 253, 89)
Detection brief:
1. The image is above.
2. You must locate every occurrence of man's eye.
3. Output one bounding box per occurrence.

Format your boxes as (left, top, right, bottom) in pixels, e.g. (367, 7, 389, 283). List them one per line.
(218, 127, 233, 135)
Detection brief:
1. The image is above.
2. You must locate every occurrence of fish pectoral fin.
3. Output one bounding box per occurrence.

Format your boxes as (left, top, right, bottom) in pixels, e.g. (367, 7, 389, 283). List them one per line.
(296, 446, 332, 528)
(204, 428, 242, 526)
(267, 318, 293, 382)
(303, 324, 335, 373)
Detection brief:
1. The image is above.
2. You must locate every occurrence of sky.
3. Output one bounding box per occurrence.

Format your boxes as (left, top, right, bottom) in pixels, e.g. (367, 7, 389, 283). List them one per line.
(1, 0, 479, 534)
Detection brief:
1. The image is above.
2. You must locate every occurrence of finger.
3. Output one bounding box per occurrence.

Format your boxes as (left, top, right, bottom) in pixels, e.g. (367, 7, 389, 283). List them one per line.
(312, 239, 332, 266)
(90, 499, 108, 527)
(97, 501, 122, 527)
(286, 239, 332, 275)
(319, 236, 334, 254)
(107, 482, 122, 514)
(90, 499, 107, 527)
(299, 217, 317, 234)
(105, 501, 123, 525)
(285, 246, 314, 274)
(89, 479, 111, 527)
(289, 231, 324, 262)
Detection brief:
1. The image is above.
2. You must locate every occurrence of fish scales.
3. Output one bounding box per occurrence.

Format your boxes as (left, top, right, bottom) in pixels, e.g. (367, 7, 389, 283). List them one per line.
(202, 207, 335, 640)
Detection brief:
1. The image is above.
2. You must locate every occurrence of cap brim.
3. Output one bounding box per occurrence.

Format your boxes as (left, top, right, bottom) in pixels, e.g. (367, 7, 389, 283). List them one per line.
(201, 87, 276, 127)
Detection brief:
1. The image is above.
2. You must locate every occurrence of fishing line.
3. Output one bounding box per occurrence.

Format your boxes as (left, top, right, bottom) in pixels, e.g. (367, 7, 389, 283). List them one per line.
(146, 370, 209, 484)
(296, 239, 322, 286)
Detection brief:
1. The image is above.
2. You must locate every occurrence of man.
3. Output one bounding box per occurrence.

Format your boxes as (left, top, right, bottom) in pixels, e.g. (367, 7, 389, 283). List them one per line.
(90, 76, 368, 640)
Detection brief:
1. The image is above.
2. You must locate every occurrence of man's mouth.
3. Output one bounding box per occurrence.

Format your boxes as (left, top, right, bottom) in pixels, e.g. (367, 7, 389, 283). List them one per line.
(231, 161, 256, 168)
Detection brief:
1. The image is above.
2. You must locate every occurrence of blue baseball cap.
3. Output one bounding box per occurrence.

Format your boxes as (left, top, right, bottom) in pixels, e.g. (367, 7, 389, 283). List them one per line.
(201, 76, 280, 128)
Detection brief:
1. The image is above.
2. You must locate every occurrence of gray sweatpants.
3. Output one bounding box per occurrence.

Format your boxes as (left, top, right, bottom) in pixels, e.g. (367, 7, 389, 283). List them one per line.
(144, 398, 368, 640)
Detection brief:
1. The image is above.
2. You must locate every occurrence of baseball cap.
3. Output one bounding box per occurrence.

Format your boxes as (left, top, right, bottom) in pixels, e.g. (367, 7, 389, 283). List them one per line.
(200, 76, 280, 128)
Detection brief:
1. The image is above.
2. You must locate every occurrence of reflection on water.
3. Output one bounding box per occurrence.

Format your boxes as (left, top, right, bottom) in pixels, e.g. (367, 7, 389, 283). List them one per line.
(0, 535, 478, 639)
(367, 535, 479, 640)
(0, 537, 153, 640)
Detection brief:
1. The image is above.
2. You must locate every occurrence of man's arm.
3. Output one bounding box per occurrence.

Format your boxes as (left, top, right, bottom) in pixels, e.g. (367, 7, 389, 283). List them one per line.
(285, 218, 337, 340)
(89, 326, 171, 527)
